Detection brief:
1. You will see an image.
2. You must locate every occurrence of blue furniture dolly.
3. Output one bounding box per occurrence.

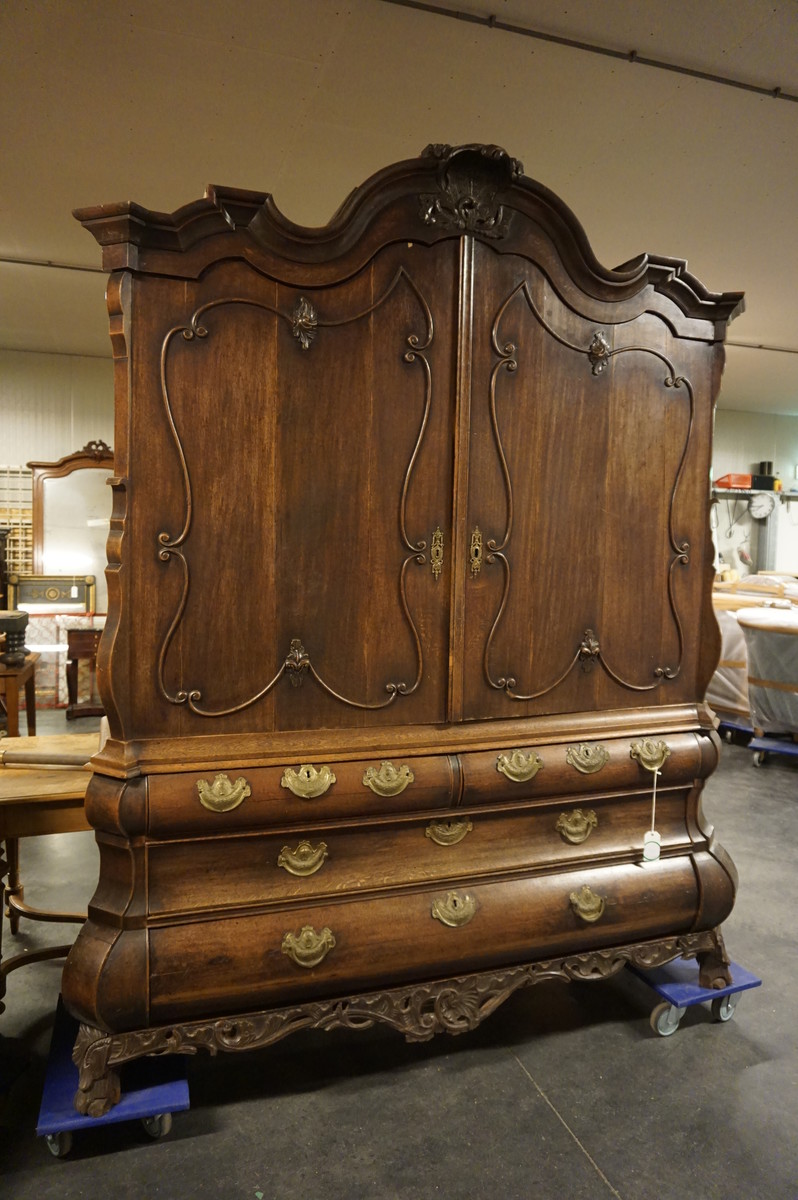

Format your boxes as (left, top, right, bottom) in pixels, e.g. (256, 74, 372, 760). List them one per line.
(37, 997, 190, 1157)
(629, 959, 762, 1037)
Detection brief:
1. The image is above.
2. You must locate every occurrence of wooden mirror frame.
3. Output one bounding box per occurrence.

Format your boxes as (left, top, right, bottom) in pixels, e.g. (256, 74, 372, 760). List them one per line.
(28, 438, 114, 574)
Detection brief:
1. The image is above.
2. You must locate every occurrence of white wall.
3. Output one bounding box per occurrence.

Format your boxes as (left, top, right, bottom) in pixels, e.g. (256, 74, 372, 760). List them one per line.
(713, 409, 798, 575)
(0, 349, 113, 466)
(713, 410, 798, 485)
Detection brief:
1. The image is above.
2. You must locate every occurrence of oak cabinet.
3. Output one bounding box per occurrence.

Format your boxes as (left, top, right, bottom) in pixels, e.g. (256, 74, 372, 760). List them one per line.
(61, 145, 742, 1115)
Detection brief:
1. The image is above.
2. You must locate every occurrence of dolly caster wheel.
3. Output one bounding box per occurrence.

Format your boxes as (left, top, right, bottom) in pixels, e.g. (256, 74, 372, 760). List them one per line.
(711, 993, 739, 1022)
(752, 750, 766, 767)
(44, 1130, 73, 1157)
(141, 1112, 172, 1139)
(650, 1002, 686, 1037)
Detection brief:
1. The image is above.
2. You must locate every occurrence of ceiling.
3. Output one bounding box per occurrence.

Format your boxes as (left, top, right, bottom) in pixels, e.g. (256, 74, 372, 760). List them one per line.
(1, 0, 797, 413)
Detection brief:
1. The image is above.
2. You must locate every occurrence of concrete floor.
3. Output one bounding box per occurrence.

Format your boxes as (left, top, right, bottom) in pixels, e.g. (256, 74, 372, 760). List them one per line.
(1, 711, 796, 1199)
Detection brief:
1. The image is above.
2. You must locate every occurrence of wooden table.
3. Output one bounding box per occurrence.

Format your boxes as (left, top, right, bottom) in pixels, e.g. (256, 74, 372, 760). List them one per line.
(0, 652, 39, 737)
(0, 733, 96, 1014)
(66, 628, 104, 720)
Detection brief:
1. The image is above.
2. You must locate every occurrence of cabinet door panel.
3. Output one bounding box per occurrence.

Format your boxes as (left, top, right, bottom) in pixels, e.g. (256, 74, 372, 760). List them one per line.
(152, 242, 457, 735)
(461, 246, 703, 720)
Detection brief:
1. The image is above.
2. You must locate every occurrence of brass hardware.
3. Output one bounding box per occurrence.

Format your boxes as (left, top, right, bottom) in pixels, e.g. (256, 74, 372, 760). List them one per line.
(292, 296, 318, 350)
(630, 739, 671, 774)
(285, 638, 310, 688)
(588, 330, 612, 375)
(578, 629, 601, 671)
(496, 749, 543, 783)
(196, 773, 252, 813)
(431, 890, 477, 928)
(566, 743, 609, 775)
(426, 818, 473, 846)
(281, 763, 337, 799)
(556, 809, 598, 845)
(431, 527, 444, 580)
(277, 841, 329, 877)
(569, 884, 606, 923)
(281, 925, 336, 968)
(470, 526, 483, 576)
(362, 761, 415, 797)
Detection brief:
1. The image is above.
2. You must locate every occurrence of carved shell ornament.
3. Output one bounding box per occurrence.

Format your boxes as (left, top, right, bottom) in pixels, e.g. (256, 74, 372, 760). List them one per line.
(419, 144, 524, 241)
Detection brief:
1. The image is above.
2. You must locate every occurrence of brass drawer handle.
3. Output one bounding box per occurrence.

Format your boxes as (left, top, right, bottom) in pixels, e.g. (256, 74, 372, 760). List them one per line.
(277, 840, 329, 877)
(281, 763, 336, 799)
(566, 743, 609, 774)
(197, 773, 251, 813)
(431, 889, 477, 928)
(362, 761, 414, 797)
(281, 925, 336, 968)
(630, 739, 671, 773)
(556, 808, 598, 845)
(426, 818, 473, 846)
(496, 749, 543, 783)
(569, 884, 606, 923)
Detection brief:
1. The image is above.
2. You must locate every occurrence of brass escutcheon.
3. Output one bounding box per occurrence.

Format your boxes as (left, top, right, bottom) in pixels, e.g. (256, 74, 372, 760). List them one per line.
(565, 743, 610, 775)
(569, 884, 606, 923)
(196, 773, 252, 813)
(556, 808, 598, 845)
(470, 526, 483, 576)
(431, 890, 477, 928)
(426, 818, 473, 846)
(281, 925, 336, 968)
(281, 763, 336, 799)
(496, 749, 544, 783)
(431, 527, 444, 580)
(362, 761, 415, 797)
(277, 840, 329, 877)
(630, 739, 671, 774)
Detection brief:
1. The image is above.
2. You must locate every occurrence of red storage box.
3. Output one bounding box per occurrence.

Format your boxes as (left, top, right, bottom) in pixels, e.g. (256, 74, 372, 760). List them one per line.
(715, 473, 752, 489)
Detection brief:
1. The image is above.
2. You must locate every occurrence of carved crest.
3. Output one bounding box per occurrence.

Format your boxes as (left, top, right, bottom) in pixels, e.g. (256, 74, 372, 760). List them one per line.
(419, 144, 522, 241)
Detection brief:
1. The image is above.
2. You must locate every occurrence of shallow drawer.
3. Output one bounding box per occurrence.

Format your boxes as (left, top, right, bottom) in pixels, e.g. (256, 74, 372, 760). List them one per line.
(146, 789, 694, 916)
(460, 732, 710, 805)
(148, 853, 710, 1021)
(146, 753, 456, 836)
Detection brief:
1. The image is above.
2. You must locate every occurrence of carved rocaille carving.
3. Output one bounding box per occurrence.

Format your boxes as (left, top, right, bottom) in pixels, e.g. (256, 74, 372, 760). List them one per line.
(578, 629, 601, 671)
(81, 438, 113, 459)
(419, 144, 522, 240)
(71, 930, 725, 1116)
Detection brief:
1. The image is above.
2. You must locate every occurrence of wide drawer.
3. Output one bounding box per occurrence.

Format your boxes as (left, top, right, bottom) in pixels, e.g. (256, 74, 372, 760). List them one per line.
(146, 789, 695, 916)
(146, 753, 455, 835)
(460, 732, 710, 805)
(148, 854, 708, 1021)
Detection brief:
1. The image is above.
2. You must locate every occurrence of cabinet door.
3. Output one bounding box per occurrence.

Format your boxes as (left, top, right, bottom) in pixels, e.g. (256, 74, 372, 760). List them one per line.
(457, 242, 708, 720)
(147, 240, 458, 735)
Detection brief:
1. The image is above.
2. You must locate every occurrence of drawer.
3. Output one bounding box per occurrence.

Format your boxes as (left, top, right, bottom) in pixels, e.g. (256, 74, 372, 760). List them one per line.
(148, 853, 710, 1021)
(146, 790, 695, 916)
(146, 753, 455, 836)
(460, 732, 710, 805)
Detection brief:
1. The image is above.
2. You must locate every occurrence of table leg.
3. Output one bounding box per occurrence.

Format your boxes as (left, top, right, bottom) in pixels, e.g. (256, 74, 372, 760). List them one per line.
(0, 839, 7, 1014)
(5, 677, 20, 737)
(4, 837, 22, 935)
(24, 670, 36, 735)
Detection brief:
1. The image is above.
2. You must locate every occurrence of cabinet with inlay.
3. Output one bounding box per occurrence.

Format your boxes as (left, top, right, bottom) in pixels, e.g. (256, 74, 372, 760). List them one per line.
(60, 145, 743, 1115)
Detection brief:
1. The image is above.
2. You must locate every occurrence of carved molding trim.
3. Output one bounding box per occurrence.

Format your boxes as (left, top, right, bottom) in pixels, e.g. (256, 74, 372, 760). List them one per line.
(71, 929, 726, 1117)
(156, 267, 434, 715)
(483, 278, 693, 701)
